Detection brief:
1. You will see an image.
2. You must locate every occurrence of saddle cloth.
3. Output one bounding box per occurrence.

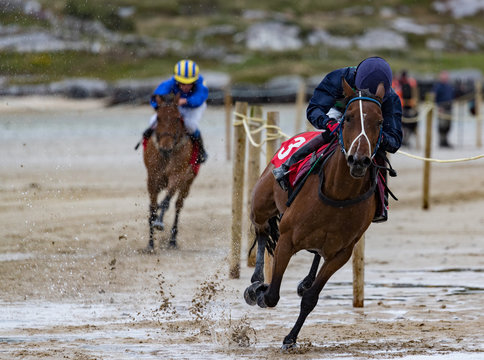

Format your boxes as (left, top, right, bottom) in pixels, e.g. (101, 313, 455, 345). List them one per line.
(271, 131, 330, 188)
(143, 137, 200, 175)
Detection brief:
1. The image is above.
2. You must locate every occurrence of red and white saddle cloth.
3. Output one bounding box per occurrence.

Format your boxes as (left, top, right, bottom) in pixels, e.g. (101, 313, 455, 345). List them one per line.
(271, 131, 331, 188)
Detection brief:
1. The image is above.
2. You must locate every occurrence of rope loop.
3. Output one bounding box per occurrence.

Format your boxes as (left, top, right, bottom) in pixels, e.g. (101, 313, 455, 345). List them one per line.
(233, 111, 290, 147)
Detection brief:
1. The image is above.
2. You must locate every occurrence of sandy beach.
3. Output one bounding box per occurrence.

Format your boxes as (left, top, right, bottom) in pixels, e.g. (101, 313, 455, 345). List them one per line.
(0, 96, 483, 359)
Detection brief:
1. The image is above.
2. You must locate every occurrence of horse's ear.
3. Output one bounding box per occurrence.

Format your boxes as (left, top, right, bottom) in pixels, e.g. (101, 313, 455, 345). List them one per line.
(375, 82, 385, 100)
(155, 95, 163, 107)
(174, 92, 181, 104)
(342, 77, 354, 97)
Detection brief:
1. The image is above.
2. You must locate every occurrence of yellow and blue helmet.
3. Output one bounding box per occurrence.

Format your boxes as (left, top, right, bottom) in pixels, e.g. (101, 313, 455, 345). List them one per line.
(174, 59, 199, 84)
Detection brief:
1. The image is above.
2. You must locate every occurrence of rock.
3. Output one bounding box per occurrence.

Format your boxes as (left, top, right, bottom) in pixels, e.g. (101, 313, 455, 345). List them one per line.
(49, 78, 110, 98)
(433, 0, 484, 19)
(391, 17, 441, 35)
(355, 28, 407, 50)
(307, 30, 353, 49)
(109, 78, 160, 105)
(245, 22, 303, 51)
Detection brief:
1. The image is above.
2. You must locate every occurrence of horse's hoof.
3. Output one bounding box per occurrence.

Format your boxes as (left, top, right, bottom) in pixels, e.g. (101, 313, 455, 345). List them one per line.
(153, 220, 164, 231)
(244, 281, 267, 306)
(168, 240, 177, 249)
(256, 292, 268, 308)
(244, 282, 260, 306)
(140, 246, 155, 254)
(281, 342, 298, 351)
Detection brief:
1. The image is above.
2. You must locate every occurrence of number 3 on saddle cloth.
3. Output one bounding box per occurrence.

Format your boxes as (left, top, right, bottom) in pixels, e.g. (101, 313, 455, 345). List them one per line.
(271, 131, 331, 188)
(271, 131, 391, 221)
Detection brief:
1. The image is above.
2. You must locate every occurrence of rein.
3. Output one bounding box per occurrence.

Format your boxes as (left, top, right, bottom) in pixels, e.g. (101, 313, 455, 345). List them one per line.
(318, 159, 378, 208)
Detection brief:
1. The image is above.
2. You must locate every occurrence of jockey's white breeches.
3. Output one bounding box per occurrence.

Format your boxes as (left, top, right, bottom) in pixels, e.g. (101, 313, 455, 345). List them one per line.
(149, 102, 207, 135)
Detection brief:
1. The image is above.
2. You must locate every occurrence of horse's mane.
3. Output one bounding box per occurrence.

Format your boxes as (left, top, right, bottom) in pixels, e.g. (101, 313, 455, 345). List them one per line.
(344, 88, 383, 106)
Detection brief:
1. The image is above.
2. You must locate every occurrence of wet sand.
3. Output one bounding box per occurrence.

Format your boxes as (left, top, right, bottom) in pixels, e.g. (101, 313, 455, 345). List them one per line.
(0, 97, 483, 359)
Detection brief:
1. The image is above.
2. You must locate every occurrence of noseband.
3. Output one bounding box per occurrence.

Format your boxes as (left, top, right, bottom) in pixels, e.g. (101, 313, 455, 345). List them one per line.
(336, 92, 383, 159)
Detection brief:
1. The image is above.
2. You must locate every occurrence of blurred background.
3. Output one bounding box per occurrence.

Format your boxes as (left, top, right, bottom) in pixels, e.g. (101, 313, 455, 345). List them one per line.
(1, 0, 484, 104)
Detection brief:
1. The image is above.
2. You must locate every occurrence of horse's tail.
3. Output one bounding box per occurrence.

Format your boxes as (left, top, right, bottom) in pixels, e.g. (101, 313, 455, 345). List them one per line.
(248, 215, 280, 258)
(266, 216, 279, 256)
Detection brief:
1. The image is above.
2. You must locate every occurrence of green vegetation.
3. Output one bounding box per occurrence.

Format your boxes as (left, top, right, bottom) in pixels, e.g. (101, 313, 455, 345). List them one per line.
(3, 0, 484, 84)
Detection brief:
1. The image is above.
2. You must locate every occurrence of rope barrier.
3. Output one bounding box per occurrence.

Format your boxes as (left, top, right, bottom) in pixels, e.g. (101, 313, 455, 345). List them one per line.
(397, 150, 484, 163)
(233, 111, 290, 147)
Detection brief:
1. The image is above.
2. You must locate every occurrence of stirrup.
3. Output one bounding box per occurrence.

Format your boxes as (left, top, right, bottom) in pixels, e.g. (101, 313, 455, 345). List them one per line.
(372, 208, 388, 223)
(272, 167, 289, 191)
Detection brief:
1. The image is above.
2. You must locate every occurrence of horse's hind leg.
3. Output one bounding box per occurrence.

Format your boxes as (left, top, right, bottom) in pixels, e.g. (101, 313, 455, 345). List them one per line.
(153, 194, 171, 230)
(244, 232, 268, 306)
(297, 252, 321, 297)
(282, 244, 354, 349)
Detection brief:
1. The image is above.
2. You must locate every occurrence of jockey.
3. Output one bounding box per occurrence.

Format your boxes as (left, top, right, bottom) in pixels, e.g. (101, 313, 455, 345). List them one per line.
(142, 59, 209, 163)
(273, 56, 403, 222)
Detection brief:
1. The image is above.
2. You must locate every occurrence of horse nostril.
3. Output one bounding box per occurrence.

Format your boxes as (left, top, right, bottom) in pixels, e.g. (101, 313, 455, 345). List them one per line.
(347, 155, 354, 165)
(362, 157, 371, 167)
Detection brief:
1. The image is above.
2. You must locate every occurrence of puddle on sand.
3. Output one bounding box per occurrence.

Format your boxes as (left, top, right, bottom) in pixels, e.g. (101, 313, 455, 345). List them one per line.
(0, 252, 33, 262)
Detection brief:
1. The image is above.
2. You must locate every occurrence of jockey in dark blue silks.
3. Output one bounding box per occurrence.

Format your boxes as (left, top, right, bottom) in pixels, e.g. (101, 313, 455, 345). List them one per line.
(273, 56, 403, 222)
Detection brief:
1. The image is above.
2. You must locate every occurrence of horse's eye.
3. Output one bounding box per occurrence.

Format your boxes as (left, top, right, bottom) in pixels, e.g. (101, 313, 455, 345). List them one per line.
(378, 119, 383, 126)
(345, 115, 351, 123)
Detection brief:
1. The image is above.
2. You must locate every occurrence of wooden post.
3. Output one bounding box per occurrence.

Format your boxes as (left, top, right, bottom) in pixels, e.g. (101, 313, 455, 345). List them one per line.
(476, 80, 482, 148)
(230, 101, 248, 279)
(247, 105, 262, 267)
(352, 234, 365, 308)
(422, 98, 433, 210)
(294, 81, 306, 134)
(415, 85, 421, 151)
(224, 86, 233, 160)
(263, 111, 280, 283)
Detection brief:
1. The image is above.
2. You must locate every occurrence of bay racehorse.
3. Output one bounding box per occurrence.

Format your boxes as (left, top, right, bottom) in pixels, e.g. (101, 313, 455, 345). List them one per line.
(244, 79, 386, 349)
(143, 93, 198, 250)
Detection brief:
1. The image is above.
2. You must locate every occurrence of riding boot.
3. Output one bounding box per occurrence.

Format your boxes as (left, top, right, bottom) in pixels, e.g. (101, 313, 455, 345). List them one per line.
(372, 153, 389, 223)
(190, 132, 208, 164)
(372, 191, 388, 223)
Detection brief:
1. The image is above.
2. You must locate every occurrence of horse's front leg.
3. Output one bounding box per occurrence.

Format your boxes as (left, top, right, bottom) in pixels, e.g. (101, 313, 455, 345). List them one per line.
(144, 174, 163, 252)
(153, 194, 171, 230)
(169, 187, 190, 248)
(297, 252, 321, 297)
(282, 243, 355, 350)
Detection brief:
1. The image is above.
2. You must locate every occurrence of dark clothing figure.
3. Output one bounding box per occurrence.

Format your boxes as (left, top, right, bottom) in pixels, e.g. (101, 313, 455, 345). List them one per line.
(307, 66, 402, 153)
(273, 57, 403, 223)
(433, 71, 454, 148)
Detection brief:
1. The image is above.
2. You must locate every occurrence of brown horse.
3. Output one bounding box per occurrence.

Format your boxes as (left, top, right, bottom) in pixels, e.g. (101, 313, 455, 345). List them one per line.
(143, 93, 197, 250)
(244, 79, 386, 349)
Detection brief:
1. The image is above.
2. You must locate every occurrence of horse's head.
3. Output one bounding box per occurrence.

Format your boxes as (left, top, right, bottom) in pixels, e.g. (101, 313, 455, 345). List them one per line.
(153, 93, 184, 155)
(339, 78, 384, 178)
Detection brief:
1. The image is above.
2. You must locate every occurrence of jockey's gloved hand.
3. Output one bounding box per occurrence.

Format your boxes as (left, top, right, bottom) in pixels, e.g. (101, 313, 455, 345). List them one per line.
(321, 118, 339, 142)
(143, 127, 154, 140)
(324, 118, 339, 133)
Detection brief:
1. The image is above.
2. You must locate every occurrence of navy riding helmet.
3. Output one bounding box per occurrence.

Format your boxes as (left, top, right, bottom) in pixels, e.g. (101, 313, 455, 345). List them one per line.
(355, 57, 392, 100)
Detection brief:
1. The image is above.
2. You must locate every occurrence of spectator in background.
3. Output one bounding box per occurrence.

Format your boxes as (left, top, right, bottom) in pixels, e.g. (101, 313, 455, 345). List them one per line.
(433, 71, 454, 148)
(394, 70, 419, 147)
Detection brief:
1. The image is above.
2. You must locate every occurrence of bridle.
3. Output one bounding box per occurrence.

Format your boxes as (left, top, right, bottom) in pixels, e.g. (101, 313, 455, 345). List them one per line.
(153, 104, 185, 154)
(336, 92, 383, 160)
